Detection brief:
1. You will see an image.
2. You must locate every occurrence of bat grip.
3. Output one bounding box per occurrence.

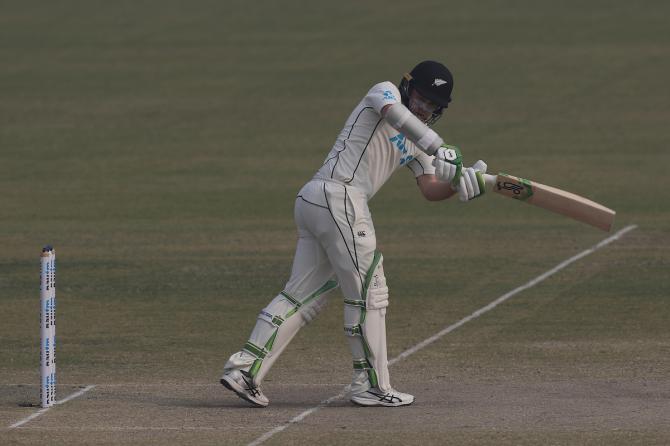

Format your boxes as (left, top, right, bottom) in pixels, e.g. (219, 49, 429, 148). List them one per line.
(483, 173, 497, 188)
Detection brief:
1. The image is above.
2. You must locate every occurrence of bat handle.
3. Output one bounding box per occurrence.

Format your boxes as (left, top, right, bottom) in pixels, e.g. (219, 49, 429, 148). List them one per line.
(483, 173, 497, 188)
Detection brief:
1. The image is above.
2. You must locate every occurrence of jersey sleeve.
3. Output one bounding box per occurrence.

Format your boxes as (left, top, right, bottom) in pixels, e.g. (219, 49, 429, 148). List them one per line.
(406, 151, 436, 178)
(365, 81, 402, 114)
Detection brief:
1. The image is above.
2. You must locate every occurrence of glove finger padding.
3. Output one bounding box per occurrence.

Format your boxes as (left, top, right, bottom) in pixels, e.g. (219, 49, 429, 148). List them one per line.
(472, 159, 488, 173)
(467, 168, 480, 196)
(458, 175, 468, 202)
(458, 167, 486, 202)
(432, 158, 456, 184)
(461, 168, 475, 201)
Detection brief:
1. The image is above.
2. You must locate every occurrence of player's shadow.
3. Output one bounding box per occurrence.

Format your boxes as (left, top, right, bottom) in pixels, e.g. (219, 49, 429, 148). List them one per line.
(145, 391, 352, 409)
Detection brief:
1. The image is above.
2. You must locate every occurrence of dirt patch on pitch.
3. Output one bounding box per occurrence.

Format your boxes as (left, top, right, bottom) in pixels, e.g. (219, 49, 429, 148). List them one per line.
(4, 377, 669, 445)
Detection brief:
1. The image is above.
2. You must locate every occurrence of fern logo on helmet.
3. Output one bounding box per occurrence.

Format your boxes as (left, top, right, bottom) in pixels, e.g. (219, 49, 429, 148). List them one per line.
(432, 78, 448, 87)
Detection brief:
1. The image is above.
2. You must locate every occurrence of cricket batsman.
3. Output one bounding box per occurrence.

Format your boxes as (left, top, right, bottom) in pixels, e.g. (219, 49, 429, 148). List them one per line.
(221, 60, 487, 407)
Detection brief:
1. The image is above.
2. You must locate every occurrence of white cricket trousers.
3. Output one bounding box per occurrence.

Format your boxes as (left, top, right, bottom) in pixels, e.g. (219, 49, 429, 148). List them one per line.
(224, 179, 393, 394)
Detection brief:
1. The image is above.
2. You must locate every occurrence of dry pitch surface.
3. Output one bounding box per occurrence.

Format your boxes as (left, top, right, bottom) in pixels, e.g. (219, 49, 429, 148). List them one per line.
(3, 228, 669, 445)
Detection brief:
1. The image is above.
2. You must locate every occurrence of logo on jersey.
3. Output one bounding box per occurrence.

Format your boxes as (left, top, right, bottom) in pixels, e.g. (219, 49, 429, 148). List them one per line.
(432, 78, 448, 87)
(382, 90, 396, 101)
(389, 133, 414, 165)
(357, 230, 366, 237)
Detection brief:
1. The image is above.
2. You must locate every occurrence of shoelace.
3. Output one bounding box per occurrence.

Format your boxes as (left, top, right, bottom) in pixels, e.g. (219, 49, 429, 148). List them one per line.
(242, 376, 261, 397)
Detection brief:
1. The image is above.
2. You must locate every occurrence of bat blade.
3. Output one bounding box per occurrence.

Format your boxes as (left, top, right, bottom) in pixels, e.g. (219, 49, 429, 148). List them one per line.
(483, 173, 616, 232)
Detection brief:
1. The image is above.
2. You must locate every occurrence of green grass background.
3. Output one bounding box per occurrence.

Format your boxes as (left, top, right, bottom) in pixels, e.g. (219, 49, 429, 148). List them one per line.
(1, 0, 669, 443)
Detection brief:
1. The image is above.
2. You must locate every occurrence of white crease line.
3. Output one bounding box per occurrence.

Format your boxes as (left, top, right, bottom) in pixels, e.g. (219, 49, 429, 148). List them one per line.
(3, 383, 349, 388)
(391, 224, 638, 365)
(8, 385, 96, 429)
(54, 385, 96, 405)
(246, 224, 638, 446)
(91, 382, 349, 388)
(7, 408, 50, 430)
(14, 426, 261, 431)
(247, 390, 349, 446)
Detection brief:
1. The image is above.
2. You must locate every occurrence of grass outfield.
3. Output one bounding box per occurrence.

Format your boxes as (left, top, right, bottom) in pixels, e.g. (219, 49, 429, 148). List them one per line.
(1, 1, 669, 444)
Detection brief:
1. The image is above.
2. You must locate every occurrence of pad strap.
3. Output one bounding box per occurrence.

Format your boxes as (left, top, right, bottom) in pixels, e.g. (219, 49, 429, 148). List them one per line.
(243, 341, 269, 360)
(353, 359, 379, 388)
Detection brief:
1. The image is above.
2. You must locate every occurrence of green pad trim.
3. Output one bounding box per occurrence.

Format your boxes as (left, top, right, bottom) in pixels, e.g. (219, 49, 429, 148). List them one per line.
(304, 279, 338, 305)
(283, 280, 338, 318)
(353, 359, 368, 370)
(280, 291, 302, 308)
(367, 368, 379, 388)
(249, 358, 262, 377)
(247, 280, 338, 378)
(344, 324, 363, 336)
(243, 341, 267, 360)
(352, 359, 378, 388)
(349, 251, 383, 389)
(248, 330, 278, 377)
(265, 330, 278, 352)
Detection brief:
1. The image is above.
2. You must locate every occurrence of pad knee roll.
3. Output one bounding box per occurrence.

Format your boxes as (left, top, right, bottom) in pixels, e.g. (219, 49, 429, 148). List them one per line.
(366, 258, 389, 310)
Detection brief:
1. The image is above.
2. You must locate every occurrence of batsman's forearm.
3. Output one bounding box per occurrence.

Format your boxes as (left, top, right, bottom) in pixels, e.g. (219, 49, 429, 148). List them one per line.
(417, 174, 458, 201)
(384, 103, 443, 155)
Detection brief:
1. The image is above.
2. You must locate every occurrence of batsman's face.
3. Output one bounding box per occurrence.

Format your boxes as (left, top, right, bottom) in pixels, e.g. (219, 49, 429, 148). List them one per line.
(409, 89, 439, 123)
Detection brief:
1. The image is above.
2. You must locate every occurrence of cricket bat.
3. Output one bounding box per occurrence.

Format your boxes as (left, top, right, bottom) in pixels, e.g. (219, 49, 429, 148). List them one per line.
(483, 173, 616, 232)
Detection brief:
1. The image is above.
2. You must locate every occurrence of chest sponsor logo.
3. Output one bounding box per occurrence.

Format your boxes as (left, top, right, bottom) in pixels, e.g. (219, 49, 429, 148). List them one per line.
(389, 133, 414, 165)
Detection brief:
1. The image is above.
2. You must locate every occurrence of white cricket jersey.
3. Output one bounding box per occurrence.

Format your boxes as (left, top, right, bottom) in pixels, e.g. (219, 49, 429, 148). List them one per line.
(312, 81, 436, 199)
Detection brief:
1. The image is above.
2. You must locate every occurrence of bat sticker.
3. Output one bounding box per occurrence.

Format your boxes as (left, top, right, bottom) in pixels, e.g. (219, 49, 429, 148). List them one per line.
(496, 175, 534, 200)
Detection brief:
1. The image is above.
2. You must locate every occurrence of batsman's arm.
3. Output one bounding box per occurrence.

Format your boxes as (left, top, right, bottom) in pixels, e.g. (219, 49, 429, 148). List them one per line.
(381, 103, 443, 155)
(382, 103, 463, 185)
(416, 174, 458, 201)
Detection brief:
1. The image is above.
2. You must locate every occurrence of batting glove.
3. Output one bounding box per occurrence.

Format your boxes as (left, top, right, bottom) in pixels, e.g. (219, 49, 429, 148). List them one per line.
(458, 160, 488, 202)
(432, 144, 463, 186)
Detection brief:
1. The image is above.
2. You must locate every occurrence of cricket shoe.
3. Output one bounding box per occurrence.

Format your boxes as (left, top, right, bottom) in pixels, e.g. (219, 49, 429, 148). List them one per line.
(220, 370, 269, 408)
(350, 387, 414, 407)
